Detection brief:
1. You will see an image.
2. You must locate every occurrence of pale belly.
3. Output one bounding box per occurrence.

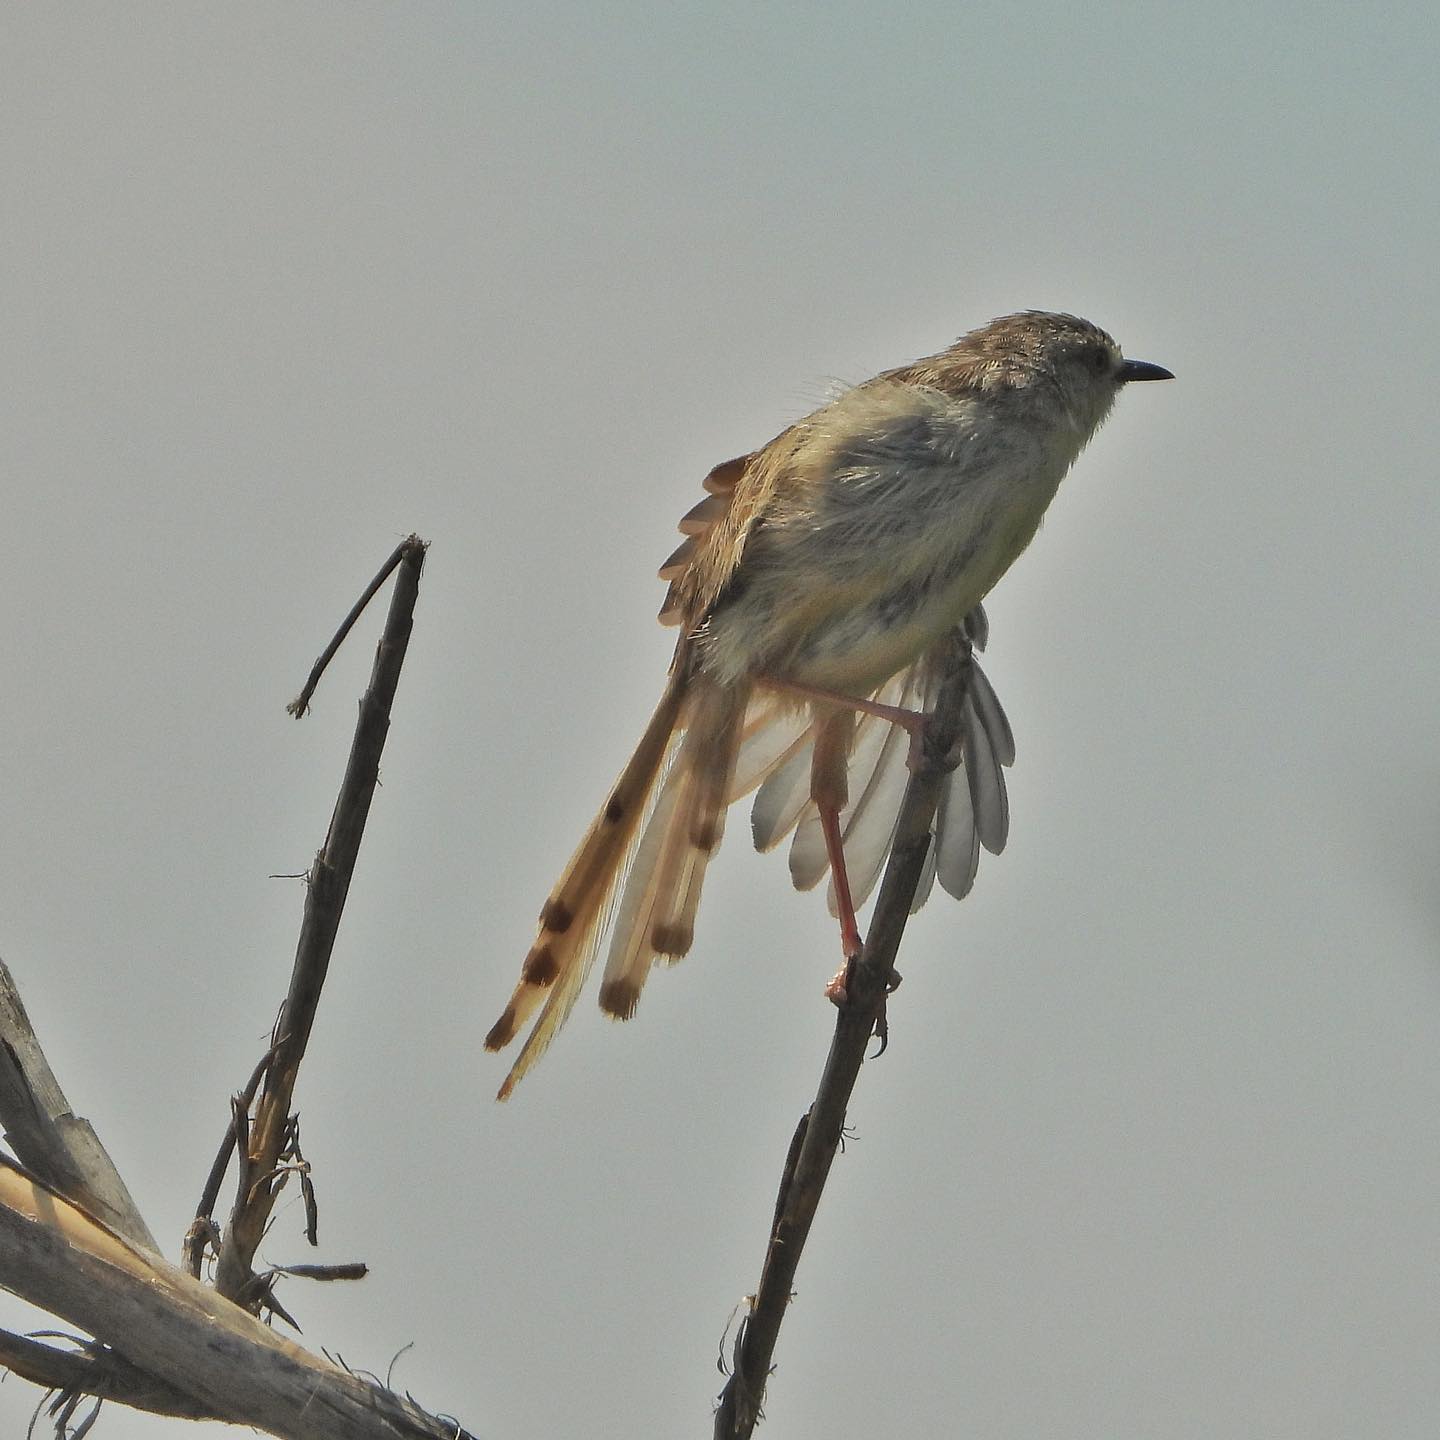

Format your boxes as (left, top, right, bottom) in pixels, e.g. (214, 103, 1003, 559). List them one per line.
(774, 561, 994, 694)
(695, 391, 1079, 696)
(698, 497, 1046, 698)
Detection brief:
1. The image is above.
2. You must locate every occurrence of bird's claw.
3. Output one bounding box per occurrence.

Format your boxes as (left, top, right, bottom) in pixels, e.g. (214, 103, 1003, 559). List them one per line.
(826, 958, 902, 1055)
(870, 967, 902, 1055)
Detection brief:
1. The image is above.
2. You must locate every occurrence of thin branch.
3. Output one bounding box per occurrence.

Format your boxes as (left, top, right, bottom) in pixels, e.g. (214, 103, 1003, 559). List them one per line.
(183, 1045, 276, 1276)
(286, 536, 418, 718)
(0, 958, 159, 1255)
(714, 634, 975, 1439)
(270, 1261, 368, 1282)
(213, 535, 427, 1305)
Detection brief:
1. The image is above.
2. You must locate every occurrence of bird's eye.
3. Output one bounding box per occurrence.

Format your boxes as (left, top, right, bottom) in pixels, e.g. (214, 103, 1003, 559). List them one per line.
(1090, 348, 1110, 373)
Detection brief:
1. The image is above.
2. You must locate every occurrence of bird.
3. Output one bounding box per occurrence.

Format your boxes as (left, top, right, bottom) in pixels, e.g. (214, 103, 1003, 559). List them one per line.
(485, 311, 1172, 1098)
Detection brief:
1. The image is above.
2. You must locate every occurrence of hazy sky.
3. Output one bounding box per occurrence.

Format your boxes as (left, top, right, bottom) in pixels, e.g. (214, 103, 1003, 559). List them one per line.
(3, 5, 1439, 1437)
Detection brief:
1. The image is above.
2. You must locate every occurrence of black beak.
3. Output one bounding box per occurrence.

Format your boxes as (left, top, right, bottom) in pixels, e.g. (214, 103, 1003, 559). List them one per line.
(1120, 358, 1174, 383)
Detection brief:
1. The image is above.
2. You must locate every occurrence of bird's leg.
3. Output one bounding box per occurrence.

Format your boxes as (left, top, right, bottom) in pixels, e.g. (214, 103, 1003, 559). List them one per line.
(819, 797, 901, 1048)
(757, 675, 931, 771)
(818, 797, 864, 968)
(806, 712, 900, 1043)
(808, 711, 864, 983)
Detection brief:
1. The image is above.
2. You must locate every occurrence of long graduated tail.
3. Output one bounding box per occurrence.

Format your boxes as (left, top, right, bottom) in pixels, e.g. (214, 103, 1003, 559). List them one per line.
(486, 672, 752, 1099)
(595, 675, 747, 1021)
(485, 673, 690, 1099)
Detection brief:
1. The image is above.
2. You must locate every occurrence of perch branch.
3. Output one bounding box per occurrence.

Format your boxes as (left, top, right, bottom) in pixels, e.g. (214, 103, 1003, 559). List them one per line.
(714, 633, 975, 1439)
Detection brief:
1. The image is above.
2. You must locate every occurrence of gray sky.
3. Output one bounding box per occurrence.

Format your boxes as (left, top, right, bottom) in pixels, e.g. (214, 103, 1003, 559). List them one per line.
(3, 4, 1439, 1437)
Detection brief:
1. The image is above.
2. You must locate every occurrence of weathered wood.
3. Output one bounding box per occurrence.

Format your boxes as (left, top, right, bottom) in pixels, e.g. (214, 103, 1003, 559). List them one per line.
(0, 1158, 474, 1440)
(0, 957, 159, 1253)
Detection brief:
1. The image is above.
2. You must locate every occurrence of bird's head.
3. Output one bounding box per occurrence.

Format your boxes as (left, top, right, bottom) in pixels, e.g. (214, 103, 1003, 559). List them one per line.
(979, 311, 1173, 434)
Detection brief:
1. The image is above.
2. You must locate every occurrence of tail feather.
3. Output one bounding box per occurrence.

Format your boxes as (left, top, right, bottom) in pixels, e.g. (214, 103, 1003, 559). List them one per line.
(485, 675, 687, 1100)
(598, 761, 694, 1014)
(659, 702, 742, 954)
(730, 694, 812, 800)
(771, 673, 907, 892)
(828, 708, 910, 910)
(488, 617, 1018, 1098)
(598, 680, 746, 1019)
(751, 740, 816, 851)
(775, 646, 1015, 916)
(911, 825, 939, 912)
(935, 762, 980, 900)
(824, 669, 920, 913)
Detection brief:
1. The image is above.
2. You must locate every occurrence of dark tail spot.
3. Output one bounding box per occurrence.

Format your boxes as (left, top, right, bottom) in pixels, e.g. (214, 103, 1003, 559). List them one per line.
(521, 944, 560, 986)
(484, 1006, 517, 1051)
(540, 897, 573, 933)
(651, 921, 693, 957)
(598, 978, 641, 1019)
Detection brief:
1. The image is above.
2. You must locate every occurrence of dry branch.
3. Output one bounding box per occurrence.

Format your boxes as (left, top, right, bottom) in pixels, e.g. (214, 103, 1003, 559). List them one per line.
(0, 960, 157, 1255)
(0, 1156, 474, 1439)
(286, 535, 421, 719)
(714, 632, 976, 1439)
(211, 535, 426, 1304)
(0, 535, 483, 1436)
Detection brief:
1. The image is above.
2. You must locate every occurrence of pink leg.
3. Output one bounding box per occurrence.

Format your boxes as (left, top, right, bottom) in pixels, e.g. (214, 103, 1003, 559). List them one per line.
(759, 675, 930, 770)
(821, 796, 901, 1045)
(763, 677, 910, 1035)
(819, 798, 864, 967)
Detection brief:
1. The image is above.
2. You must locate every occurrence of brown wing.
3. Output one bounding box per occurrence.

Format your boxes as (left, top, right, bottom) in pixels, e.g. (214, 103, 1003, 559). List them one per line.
(656, 451, 749, 627)
(655, 423, 807, 630)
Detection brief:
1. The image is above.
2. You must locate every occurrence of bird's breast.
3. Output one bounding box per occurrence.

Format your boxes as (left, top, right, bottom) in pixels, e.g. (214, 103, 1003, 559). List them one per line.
(696, 388, 1079, 693)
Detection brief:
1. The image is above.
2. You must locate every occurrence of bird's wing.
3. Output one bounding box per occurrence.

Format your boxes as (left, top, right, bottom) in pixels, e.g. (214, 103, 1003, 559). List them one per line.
(656, 428, 811, 631)
(657, 451, 752, 627)
(659, 374, 962, 638)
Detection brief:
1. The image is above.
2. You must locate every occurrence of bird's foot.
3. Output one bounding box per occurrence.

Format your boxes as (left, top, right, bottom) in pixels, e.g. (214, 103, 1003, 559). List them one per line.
(825, 956, 902, 1052)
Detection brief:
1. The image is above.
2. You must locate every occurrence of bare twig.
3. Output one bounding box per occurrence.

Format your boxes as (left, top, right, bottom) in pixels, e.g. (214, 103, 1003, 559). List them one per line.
(714, 634, 975, 1439)
(286, 535, 420, 718)
(270, 1261, 368, 1282)
(213, 534, 427, 1305)
(184, 1046, 276, 1276)
(0, 958, 159, 1255)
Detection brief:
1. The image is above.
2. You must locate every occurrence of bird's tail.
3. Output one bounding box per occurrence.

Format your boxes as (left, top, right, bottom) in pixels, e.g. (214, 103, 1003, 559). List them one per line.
(595, 675, 748, 1022)
(484, 672, 690, 1099)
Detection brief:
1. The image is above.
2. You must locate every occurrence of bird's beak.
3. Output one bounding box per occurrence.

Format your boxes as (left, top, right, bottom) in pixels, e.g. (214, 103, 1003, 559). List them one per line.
(1120, 358, 1174, 383)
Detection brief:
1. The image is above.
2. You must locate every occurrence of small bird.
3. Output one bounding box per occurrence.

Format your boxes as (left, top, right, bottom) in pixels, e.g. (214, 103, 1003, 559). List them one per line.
(486, 311, 1171, 1097)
